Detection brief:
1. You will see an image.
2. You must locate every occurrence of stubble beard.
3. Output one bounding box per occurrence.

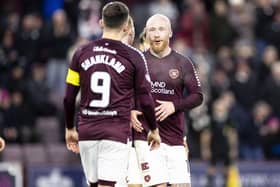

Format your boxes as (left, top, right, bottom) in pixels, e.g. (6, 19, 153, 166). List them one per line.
(150, 39, 168, 54)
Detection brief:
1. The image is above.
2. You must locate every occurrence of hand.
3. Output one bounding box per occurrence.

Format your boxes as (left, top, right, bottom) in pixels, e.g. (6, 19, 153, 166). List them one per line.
(0, 137, 5, 152)
(130, 110, 143, 132)
(155, 100, 175, 122)
(147, 128, 161, 150)
(65, 128, 79, 154)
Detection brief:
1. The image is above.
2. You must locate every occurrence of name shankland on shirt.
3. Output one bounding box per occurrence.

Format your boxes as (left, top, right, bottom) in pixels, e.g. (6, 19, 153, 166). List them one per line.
(81, 54, 125, 73)
(151, 81, 175, 95)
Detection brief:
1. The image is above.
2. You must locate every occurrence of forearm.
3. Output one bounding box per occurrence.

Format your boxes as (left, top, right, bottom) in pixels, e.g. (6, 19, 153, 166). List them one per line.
(63, 84, 79, 129)
(173, 93, 203, 112)
(137, 93, 157, 130)
(63, 98, 76, 129)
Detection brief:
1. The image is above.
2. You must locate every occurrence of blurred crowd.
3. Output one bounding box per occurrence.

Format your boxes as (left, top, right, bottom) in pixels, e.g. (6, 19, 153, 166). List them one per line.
(0, 0, 280, 162)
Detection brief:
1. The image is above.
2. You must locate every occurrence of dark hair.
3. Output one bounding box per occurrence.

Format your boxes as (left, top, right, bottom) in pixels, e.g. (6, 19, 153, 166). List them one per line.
(102, 1, 129, 29)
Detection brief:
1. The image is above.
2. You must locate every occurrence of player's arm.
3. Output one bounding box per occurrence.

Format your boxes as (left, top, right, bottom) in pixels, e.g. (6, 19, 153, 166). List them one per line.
(64, 69, 80, 154)
(64, 82, 79, 129)
(134, 66, 156, 130)
(173, 59, 203, 112)
(133, 52, 160, 147)
(155, 59, 203, 121)
(63, 48, 82, 153)
(130, 110, 143, 132)
(64, 49, 81, 130)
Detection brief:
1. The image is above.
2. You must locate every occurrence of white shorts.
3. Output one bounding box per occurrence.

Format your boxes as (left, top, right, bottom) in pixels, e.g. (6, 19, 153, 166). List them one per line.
(161, 143, 191, 184)
(79, 140, 130, 187)
(127, 146, 142, 184)
(127, 140, 169, 186)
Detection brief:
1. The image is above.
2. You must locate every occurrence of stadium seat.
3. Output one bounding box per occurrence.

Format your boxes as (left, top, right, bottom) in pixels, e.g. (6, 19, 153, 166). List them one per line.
(46, 144, 80, 165)
(1, 144, 23, 163)
(35, 117, 62, 144)
(22, 144, 47, 165)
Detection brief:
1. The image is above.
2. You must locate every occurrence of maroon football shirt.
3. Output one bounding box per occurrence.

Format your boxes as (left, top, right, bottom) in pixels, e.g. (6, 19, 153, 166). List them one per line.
(133, 50, 203, 145)
(64, 38, 156, 143)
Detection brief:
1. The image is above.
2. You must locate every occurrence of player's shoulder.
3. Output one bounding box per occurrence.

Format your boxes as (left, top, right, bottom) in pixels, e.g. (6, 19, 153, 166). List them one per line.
(123, 43, 145, 57)
(122, 43, 146, 63)
(172, 50, 195, 67)
(172, 50, 192, 62)
(73, 41, 94, 57)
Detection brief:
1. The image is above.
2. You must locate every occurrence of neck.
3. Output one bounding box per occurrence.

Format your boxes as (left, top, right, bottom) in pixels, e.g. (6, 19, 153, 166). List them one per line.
(150, 46, 171, 58)
(102, 30, 124, 41)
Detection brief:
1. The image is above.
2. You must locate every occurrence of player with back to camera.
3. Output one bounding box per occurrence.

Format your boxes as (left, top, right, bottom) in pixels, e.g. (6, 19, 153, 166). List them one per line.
(63, 2, 161, 187)
(129, 14, 203, 187)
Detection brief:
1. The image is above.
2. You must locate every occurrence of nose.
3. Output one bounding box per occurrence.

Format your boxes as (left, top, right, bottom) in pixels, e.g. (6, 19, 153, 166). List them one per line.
(154, 30, 160, 37)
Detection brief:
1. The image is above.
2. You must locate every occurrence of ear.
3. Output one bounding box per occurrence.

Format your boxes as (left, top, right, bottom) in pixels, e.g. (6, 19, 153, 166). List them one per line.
(169, 30, 173, 38)
(122, 21, 129, 33)
(99, 19, 104, 29)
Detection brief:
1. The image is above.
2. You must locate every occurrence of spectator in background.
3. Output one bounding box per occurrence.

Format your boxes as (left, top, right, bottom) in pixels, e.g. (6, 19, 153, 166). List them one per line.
(255, 0, 275, 41)
(12, 90, 35, 142)
(201, 96, 238, 187)
(177, 0, 209, 50)
(0, 28, 18, 88)
(228, 0, 255, 45)
(43, 9, 74, 105)
(257, 45, 278, 84)
(0, 28, 18, 65)
(1, 91, 20, 143)
(264, 8, 280, 55)
(78, 0, 102, 40)
(253, 101, 280, 159)
(260, 62, 280, 118)
(210, 68, 230, 102)
(148, 0, 178, 24)
(15, 13, 43, 68)
(209, 0, 238, 52)
(7, 63, 26, 93)
(234, 41, 255, 67)
(238, 101, 265, 160)
(6, 12, 20, 33)
(238, 104, 263, 160)
(254, 0, 275, 60)
(43, 0, 63, 21)
(230, 62, 258, 112)
(26, 63, 57, 118)
(129, 0, 150, 36)
(215, 46, 236, 77)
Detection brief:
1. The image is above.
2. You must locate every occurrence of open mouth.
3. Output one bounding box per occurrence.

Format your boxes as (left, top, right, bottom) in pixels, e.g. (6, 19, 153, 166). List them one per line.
(153, 40, 162, 45)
